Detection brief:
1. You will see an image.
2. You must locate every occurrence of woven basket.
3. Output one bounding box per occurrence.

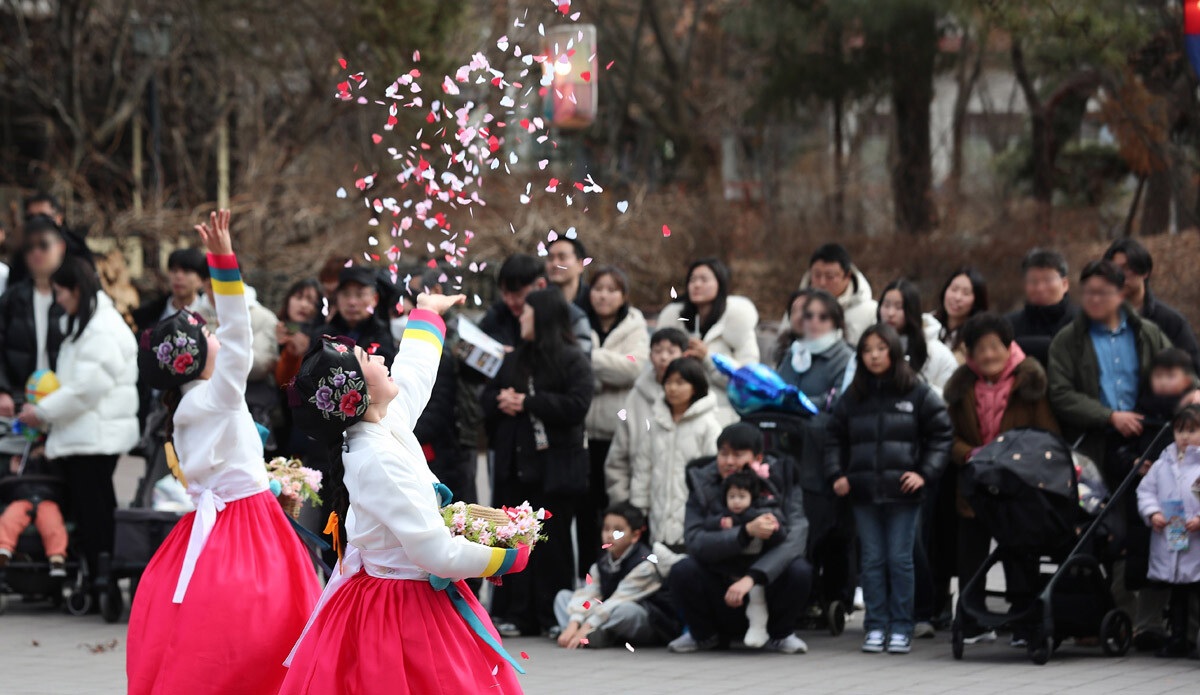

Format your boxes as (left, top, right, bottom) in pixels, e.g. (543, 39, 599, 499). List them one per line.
(279, 495, 303, 520)
(466, 504, 512, 526)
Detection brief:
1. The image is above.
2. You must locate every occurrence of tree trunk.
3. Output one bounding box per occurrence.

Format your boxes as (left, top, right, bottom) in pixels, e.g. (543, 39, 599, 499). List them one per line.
(888, 4, 938, 235)
(832, 93, 845, 231)
(1139, 169, 1171, 235)
(946, 29, 984, 230)
(1011, 43, 1052, 231)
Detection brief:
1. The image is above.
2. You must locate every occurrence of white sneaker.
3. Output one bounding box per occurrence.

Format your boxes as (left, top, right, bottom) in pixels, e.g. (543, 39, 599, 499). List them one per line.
(887, 633, 912, 654)
(963, 629, 997, 645)
(668, 632, 718, 654)
(913, 621, 935, 639)
(765, 634, 808, 654)
(863, 630, 886, 653)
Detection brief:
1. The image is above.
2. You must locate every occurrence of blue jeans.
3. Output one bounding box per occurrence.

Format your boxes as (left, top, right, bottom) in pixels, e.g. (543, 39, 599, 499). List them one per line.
(853, 502, 920, 635)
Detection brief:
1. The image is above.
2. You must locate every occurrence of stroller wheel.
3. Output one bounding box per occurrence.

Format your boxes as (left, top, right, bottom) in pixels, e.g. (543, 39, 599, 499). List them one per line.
(66, 588, 92, 616)
(100, 583, 124, 623)
(827, 600, 846, 636)
(1100, 609, 1132, 657)
(1027, 636, 1052, 666)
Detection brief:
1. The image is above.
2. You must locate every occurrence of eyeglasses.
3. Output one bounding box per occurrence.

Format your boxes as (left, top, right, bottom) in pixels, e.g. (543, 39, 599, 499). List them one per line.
(803, 312, 831, 322)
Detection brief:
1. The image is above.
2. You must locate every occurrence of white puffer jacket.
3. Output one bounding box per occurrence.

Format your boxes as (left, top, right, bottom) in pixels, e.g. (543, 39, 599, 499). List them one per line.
(605, 368, 661, 504)
(37, 293, 139, 459)
(918, 314, 959, 395)
(633, 392, 722, 547)
(798, 264, 877, 346)
(657, 295, 760, 426)
(586, 307, 650, 442)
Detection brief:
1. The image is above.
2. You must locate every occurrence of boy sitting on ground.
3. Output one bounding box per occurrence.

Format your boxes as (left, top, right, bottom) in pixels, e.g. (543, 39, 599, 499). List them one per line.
(553, 502, 679, 648)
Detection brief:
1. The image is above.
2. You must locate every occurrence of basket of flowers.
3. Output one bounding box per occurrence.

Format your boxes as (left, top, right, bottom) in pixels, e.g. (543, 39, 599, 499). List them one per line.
(265, 456, 323, 519)
(441, 501, 548, 583)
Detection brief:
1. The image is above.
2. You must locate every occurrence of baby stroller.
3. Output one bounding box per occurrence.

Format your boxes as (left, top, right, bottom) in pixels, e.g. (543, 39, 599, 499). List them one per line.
(951, 427, 1158, 664)
(742, 410, 855, 636)
(0, 419, 92, 616)
(91, 398, 187, 622)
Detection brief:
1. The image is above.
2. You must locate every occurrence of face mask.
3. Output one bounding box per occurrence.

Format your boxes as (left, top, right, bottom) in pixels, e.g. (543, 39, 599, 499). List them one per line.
(790, 331, 842, 373)
(390, 316, 408, 343)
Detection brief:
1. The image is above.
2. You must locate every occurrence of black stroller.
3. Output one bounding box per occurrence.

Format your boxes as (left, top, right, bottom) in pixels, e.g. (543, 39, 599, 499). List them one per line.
(743, 411, 856, 636)
(951, 427, 1156, 664)
(0, 419, 92, 615)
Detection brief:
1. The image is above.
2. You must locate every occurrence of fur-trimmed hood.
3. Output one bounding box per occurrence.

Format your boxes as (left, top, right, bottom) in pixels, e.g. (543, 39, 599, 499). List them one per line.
(943, 356, 1048, 407)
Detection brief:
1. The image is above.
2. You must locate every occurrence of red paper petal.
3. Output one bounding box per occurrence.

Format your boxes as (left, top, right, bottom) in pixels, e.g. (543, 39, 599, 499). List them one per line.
(662, 225, 671, 237)
(580, 71, 591, 82)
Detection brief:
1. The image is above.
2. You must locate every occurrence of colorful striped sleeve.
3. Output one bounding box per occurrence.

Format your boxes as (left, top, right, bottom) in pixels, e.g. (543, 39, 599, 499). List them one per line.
(401, 309, 446, 356)
(387, 308, 448, 430)
(203, 252, 253, 405)
(207, 253, 244, 295)
(480, 544, 529, 577)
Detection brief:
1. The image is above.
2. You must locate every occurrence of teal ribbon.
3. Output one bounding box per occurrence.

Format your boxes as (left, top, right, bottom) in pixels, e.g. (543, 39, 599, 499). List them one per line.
(443, 582, 526, 674)
(428, 481, 523, 674)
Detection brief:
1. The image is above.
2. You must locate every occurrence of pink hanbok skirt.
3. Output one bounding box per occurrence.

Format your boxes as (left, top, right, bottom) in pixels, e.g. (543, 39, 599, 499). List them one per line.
(127, 490, 321, 695)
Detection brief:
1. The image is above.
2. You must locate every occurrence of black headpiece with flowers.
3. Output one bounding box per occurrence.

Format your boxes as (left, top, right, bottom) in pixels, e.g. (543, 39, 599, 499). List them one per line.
(288, 335, 371, 442)
(138, 309, 208, 390)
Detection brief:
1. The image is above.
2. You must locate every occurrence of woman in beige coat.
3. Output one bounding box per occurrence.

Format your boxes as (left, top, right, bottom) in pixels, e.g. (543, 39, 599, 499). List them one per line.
(656, 258, 759, 426)
(582, 266, 650, 575)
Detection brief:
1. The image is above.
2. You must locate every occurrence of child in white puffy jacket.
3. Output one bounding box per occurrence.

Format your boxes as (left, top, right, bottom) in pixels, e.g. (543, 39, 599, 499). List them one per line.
(1136, 404, 1200, 658)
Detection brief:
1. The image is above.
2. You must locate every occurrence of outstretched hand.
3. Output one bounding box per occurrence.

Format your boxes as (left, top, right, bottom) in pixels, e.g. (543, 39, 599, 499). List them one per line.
(415, 292, 466, 316)
(195, 209, 233, 256)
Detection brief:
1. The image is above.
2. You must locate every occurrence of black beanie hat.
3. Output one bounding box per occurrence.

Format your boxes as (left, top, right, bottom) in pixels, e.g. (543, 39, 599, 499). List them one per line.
(288, 335, 371, 442)
(138, 310, 208, 389)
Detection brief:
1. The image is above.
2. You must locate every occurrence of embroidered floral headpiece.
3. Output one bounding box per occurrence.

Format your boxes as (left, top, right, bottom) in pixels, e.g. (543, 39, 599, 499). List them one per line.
(138, 310, 208, 389)
(289, 336, 372, 440)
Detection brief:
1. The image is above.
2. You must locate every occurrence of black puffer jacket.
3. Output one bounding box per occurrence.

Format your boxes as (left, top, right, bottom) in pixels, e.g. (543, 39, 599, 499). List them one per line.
(824, 378, 953, 505)
(482, 345, 593, 487)
(0, 280, 64, 398)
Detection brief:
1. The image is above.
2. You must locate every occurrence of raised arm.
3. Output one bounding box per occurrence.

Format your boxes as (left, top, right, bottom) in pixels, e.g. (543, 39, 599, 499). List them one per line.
(195, 210, 253, 409)
(387, 293, 466, 431)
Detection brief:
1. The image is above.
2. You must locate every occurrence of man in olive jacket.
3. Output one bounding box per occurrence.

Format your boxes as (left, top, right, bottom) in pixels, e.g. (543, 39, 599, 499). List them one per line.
(1047, 260, 1173, 483)
(666, 423, 812, 655)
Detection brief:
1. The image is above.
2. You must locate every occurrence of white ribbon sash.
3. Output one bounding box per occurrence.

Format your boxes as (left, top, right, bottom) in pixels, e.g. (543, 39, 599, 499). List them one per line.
(172, 482, 268, 603)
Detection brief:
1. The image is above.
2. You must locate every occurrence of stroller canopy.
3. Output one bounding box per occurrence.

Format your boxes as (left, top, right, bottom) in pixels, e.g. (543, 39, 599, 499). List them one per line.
(969, 428, 1076, 500)
(962, 428, 1080, 553)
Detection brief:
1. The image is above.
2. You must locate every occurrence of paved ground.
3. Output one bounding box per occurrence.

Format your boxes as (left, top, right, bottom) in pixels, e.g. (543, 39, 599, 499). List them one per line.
(3, 602, 1200, 695)
(4, 459, 1200, 694)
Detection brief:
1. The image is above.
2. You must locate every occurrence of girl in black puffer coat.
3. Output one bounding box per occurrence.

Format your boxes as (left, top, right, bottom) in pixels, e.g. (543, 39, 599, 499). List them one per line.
(825, 324, 952, 655)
